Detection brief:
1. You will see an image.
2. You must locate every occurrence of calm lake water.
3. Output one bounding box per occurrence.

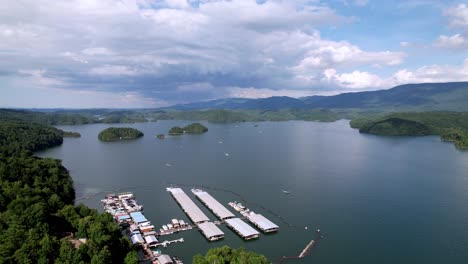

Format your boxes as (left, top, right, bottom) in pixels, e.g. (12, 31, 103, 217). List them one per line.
(38, 120, 468, 263)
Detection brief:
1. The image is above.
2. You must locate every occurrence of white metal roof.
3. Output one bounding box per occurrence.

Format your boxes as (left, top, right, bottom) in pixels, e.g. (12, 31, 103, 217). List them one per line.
(192, 189, 235, 220)
(247, 213, 279, 231)
(198, 222, 224, 239)
(167, 188, 210, 223)
(130, 233, 144, 244)
(157, 255, 173, 264)
(225, 218, 259, 238)
(144, 235, 158, 244)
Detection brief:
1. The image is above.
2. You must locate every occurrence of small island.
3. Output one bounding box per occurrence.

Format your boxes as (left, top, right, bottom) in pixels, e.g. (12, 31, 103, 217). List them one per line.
(168, 123, 208, 135)
(98, 127, 144, 141)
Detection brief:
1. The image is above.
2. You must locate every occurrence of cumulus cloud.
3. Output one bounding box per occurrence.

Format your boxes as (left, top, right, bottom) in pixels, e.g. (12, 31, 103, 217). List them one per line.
(390, 58, 468, 84)
(445, 4, 468, 30)
(0, 0, 466, 107)
(435, 4, 468, 50)
(435, 34, 466, 49)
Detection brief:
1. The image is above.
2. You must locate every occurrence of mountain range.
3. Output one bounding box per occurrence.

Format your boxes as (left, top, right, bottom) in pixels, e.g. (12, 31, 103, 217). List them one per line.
(167, 82, 468, 111)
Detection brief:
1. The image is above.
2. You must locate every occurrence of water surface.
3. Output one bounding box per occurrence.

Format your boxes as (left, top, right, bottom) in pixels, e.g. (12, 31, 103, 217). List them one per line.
(38, 120, 468, 263)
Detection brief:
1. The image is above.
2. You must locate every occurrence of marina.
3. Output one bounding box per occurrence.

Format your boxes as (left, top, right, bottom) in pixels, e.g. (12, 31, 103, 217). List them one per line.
(101, 188, 286, 262)
(101, 192, 185, 263)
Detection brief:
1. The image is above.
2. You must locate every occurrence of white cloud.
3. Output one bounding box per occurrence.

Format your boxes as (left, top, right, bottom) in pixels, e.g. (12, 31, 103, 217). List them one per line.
(291, 36, 405, 75)
(435, 4, 468, 50)
(389, 58, 468, 84)
(89, 65, 138, 76)
(444, 4, 468, 30)
(321, 68, 385, 89)
(435, 34, 466, 49)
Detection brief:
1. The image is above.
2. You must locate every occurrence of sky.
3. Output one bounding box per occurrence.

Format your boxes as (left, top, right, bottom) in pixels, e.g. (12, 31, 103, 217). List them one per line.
(1, 0, 468, 108)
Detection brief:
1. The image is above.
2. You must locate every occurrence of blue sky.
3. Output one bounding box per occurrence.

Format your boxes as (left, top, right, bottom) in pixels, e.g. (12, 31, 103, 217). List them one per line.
(1, 0, 468, 108)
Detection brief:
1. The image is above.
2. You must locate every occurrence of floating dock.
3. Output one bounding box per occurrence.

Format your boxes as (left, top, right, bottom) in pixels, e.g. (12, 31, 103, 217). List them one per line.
(197, 222, 225, 241)
(225, 218, 260, 240)
(245, 212, 279, 233)
(191, 189, 235, 220)
(228, 201, 279, 233)
(167, 187, 210, 224)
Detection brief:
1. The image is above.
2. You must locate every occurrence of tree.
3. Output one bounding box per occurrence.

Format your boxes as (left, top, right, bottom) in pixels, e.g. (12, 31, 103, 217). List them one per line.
(124, 251, 139, 264)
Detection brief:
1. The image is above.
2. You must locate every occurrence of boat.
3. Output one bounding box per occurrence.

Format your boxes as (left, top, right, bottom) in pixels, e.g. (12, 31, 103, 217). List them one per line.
(281, 190, 290, 194)
(224, 153, 229, 156)
(165, 163, 172, 167)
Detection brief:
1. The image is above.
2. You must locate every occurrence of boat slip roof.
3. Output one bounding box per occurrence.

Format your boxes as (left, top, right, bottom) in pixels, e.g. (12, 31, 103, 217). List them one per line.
(248, 213, 279, 231)
(130, 233, 144, 244)
(129, 211, 147, 223)
(144, 235, 158, 244)
(117, 214, 131, 220)
(167, 188, 210, 223)
(192, 189, 235, 220)
(198, 222, 224, 239)
(225, 218, 260, 238)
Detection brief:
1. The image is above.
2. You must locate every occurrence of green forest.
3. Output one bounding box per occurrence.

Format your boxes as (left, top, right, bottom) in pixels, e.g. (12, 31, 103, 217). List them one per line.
(0, 120, 137, 263)
(98, 127, 144, 141)
(192, 246, 269, 264)
(350, 112, 468, 148)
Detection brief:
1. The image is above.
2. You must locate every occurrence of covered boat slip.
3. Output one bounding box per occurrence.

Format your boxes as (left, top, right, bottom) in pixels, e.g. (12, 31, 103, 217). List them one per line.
(225, 218, 260, 240)
(197, 222, 225, 241)
(246, 212, 279, 233)
(167, 187, 210, 224)
(130, 211, 148, 223)
(192, 189, 235, 220)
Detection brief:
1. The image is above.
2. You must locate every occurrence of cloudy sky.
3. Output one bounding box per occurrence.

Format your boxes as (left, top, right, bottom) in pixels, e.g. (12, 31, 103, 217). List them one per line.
(1, 0, 468, 108)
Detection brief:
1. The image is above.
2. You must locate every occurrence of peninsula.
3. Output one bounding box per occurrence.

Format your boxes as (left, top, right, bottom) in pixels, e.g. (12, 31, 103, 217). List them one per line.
(350, 112, 468, 149)
(98, 127, 144, 141)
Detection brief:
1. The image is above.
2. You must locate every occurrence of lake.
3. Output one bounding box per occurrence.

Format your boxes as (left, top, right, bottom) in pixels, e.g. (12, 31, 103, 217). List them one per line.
(38, 120, 468, 263)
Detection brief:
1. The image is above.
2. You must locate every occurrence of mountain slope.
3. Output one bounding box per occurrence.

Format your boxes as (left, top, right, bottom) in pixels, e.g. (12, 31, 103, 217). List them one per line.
(167, 82, 468, 111)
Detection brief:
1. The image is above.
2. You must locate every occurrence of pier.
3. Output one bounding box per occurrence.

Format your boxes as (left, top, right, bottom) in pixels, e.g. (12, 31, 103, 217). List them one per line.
(274, 230, 324, 264)
(192, 189, 235, 220)
(228, 201, 279, 233)
(157, 238, 184, 248)
(167, 187, 210, 224)
(225, 218, 260, 240)
(167, 187, 225, 241)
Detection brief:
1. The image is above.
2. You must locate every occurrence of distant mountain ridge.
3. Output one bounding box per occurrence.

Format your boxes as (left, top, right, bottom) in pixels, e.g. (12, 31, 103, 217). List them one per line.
(167, 82, 468, 111)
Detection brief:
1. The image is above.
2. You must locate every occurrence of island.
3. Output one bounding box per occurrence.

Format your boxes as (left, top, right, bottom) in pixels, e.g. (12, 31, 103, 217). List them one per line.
(168, 123, 208, 135)
(98, 127, 144, 141)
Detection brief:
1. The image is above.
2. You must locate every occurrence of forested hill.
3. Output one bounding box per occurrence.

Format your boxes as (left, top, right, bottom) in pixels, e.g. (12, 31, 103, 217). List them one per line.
(350, 112, 468, 149)
(0, 120, 137, 263)
(0, 109, 147, 125)
(167, 82, 468, 111)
